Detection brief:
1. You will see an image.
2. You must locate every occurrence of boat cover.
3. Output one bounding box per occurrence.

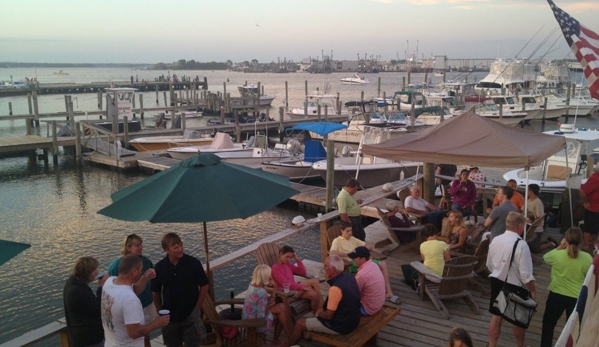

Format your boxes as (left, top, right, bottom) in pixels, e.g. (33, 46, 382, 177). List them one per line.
(209, 132, 234, 149)
(362, 111, 566, 168)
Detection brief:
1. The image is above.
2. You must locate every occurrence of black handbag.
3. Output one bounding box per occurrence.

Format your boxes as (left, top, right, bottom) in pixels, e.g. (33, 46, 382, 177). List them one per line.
(493, 239, 538, 329)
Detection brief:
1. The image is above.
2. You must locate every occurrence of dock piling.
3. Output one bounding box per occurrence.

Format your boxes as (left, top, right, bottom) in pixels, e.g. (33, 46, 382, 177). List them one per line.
(8, 102, 12, 115)
(75, 122, 82, 163)
(97, 91, 102, 109)
(139, 94, 144, 119)
(33, 91, 40, 127)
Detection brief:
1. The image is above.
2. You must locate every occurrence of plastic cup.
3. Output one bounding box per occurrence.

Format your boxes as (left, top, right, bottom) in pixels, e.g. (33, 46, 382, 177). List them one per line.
(159, 309, 170, 316)
(317, 213, 322, 218)
(283, 283, 290, 294)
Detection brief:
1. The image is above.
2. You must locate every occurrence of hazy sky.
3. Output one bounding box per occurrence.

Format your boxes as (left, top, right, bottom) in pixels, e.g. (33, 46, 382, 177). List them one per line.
(1, 0, 597, 64)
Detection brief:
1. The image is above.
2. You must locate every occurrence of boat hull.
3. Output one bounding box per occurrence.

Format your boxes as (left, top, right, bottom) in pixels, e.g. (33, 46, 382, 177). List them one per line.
(261, 160, 320, 180)
(312, 160, 422, 187)
(129, 136, 213, 151)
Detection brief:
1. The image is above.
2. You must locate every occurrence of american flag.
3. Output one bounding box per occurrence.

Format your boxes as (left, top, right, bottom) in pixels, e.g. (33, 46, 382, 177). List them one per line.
(547, 0, 599, 100)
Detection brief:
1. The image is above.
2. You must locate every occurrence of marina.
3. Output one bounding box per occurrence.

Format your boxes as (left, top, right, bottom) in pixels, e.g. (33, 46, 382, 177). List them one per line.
(0, 67, 598, 347)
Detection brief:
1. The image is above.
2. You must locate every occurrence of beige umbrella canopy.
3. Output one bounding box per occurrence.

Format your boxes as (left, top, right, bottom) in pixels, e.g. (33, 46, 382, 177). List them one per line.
(362, 111, 566, 168)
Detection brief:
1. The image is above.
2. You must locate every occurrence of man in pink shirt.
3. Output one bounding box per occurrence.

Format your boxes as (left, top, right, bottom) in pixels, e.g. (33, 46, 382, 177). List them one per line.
(349, 246, 388, 315)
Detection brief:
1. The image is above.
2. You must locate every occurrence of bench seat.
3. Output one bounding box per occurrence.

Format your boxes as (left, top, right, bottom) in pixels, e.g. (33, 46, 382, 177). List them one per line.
(306, 304, 401, 347)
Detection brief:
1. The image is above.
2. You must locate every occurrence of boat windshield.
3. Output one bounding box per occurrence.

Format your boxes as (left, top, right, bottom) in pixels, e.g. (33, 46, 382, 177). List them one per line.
(553, 140, 580, 159)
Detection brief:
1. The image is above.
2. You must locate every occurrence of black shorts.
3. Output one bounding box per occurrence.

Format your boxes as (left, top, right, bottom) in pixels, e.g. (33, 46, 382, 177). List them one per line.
(488, 277, 504, 316)
(582, 210, 599, 235)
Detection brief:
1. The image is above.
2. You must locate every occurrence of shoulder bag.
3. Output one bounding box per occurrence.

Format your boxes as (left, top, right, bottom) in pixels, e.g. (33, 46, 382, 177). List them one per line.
(492, 239, 538, 329)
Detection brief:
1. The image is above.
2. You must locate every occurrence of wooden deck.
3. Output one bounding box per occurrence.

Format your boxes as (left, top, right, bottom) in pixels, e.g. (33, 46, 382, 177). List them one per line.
(147, 221, 562, 347)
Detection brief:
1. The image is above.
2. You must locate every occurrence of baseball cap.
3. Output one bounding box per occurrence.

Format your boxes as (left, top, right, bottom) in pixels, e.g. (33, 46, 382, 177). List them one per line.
(347, 246, 370, 259)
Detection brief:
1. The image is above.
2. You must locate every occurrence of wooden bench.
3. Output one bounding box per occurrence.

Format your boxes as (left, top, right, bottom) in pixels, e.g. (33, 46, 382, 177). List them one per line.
(306, 304, 401, 347)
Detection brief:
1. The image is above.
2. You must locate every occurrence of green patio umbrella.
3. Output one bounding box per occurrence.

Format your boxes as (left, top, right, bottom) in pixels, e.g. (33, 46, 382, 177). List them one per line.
(98, 153, 299, 272)
(0, 239, 31, 266)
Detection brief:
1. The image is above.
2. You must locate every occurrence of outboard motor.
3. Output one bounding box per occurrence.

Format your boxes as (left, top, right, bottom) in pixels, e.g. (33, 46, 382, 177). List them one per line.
(341, 145, 352, 157)
(286, 139, 301, 155)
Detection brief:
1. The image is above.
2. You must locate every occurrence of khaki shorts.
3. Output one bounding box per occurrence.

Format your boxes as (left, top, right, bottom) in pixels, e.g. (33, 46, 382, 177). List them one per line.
(305, 318, 339, 335)
(143, 304, 158, 325)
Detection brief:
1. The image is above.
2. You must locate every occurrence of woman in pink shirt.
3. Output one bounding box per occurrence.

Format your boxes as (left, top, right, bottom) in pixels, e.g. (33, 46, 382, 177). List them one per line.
(271, 245, 323, 315)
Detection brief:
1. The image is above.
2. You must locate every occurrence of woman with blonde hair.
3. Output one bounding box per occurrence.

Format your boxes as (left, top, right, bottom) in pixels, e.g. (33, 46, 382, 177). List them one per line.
(447, 327, 473, 347)
(242, 265, 292, 345)
(107, 234, 156, 347)
(443, 211, 468, 253)
(541, 227, 593, 347)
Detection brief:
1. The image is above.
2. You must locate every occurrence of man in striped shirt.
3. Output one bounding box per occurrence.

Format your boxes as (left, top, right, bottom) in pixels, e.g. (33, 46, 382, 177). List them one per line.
(348, 246, 386, 315)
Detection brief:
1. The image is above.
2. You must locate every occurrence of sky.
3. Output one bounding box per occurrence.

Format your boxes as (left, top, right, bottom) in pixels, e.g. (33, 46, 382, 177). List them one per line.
(1, 0, 598, 64)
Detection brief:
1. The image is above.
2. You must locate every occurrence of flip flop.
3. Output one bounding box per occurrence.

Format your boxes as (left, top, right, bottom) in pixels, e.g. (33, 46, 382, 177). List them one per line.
(386, 295, 401, 304)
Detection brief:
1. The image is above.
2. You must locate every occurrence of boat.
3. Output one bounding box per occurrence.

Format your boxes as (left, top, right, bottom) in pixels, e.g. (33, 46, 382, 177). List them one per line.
(340, 73, 370, 85)
(54, 70, 69, 75)
(434, 72, 444, 77)
(491, 94, 566, 121)
(393, 91, 425, 112)
(413, 106, 453, 126)
(309, 103, 407, 144)
(286, 91, 348, 120)
(543, 92, 599, 117)
(231, 84, 275, 109)
(129, 130, 213, 151)
(162, 110, 203, 120)
(453, 97, 527, 126)
(503, 125, 599, 190)
(311, 126, 421, 187)
(167, 132, 300, 166)
(474, 58, 536, 96)
(261, 140, 326, 180)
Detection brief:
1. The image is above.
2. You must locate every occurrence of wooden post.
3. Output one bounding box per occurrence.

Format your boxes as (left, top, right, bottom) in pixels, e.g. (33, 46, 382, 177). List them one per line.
(155, 85, 159, 104)
(305, 80, 308, 96)
(68, 101, 75, 131)
(8, 102, 12, 115)
(325, 138, 335, 212)
(285, 81, 289, 109)
(28, 94, 33, 115)
(317, 105, 321, 121)
(499, 103, 503, 120)
(132, 93, 136, 112)
(75, 122, 82, 163)
(123, 116, 129, 146)
(402, 77, 406, 91)
(181, 112, 186, 132)
(51, 120, 58, 164)
(26, 117, 32, 135)
(163, 91, 167, 108)
(32, 90, 40, 127)
(564, 82, 571, 123)
(424, 72, 429, 86)
(542, 97, 548, 131)
(304, 99, 308, 117)
(64, 95, 71, 120)
(279, 106, 285, 143)
(139, 94, 144, 119)
(377, 77, 381, 97)
(221, 95, 226, 124)
(407, 71, 411, 85)
(234, 111, 241, 142)
(97, 91, 103, 109)
(172, 94, 178, 128)
(423, 163, 436, 204)
(320, 222, 329, 264)
(324, 104, 328, 121)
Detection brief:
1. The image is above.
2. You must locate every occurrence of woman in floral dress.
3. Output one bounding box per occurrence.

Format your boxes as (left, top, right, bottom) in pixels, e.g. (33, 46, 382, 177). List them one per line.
(243, 265, 292, 345)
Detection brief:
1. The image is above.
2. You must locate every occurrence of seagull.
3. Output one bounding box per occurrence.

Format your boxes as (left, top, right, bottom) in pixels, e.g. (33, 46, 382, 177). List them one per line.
(255, 23, 260, 28)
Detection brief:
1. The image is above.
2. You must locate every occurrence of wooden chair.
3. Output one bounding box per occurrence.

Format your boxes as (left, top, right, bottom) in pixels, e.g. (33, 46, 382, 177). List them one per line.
(201, 295, 266, 347)
(439, 184, 453, 211)
(410, 255, 480, 319)
(525, 214, 545, 243)
(450, 238, 490, 292)
(375, 207, 424, 253)
(255, 242, 313, 321)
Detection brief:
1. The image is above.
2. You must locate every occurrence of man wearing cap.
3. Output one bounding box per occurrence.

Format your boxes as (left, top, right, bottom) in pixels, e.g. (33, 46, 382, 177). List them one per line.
(338, 178, 366, 241)
(348, 246, 387, 315)
(283, 255, 361, 347)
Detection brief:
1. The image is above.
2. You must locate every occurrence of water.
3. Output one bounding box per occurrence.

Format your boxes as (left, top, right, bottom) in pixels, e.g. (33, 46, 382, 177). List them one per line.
(0, 68, 597, 345)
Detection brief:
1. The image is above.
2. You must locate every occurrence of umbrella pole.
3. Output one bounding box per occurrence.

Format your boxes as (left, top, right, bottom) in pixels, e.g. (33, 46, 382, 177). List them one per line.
(524, 170, 529, 240)
(203, 222, 215, 300)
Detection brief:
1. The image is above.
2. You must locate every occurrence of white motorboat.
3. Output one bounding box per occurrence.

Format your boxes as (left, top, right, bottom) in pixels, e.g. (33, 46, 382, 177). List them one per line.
(393, 91, 425, 112)
(54, 70, 69, 76)
(167, 132, 300, 167)
(261, 140, 325, 180)
(453, 97, 527, 126)
(309, 109, 407, 144)
(474, 58, 536, 96)
(544, 92, 599, 116)
(231, 84, 275, 108)
(311, 126, 421, 187)
(287, 92, 347, 120)
(129, 130, 213, 151)
(503, 125, 599, 190)
(340, 73, 370, 85)
(491, 94, 567, 121)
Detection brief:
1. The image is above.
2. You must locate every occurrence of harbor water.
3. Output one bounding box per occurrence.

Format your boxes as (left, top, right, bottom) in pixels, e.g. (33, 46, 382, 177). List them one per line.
(0, 68, 596, 346)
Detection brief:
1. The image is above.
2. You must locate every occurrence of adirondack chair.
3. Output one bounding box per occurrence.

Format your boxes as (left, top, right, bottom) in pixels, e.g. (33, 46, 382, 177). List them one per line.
(450, 238, 490, 292)
(410, 255, 480, 319)
(255, 242, 312, 321)
(201, 295, 266, 347)
(439, 184, 453, 211)
(375, 207, 424, 253)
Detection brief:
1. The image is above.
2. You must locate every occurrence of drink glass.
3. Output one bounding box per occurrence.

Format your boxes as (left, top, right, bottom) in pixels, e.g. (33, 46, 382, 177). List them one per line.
(283, 283, 290, 294)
